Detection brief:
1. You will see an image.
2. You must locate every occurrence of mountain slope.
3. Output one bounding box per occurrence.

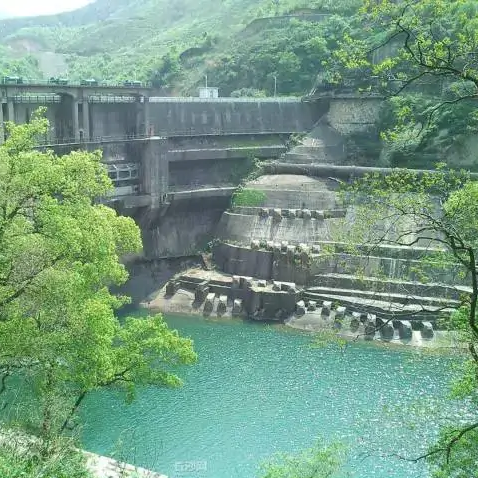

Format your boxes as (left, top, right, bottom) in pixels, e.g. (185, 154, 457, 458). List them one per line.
(0, 0, 360, 94)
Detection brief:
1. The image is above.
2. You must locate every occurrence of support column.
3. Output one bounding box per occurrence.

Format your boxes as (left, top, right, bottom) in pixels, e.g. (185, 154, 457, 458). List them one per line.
(7, 101, 14, 123)
(142, 138, 169, 207)
(72, 99, 80, 142)
(0, 104, 4, 144)
(82, 100, 90, 141)
(144, 97, 150, 137)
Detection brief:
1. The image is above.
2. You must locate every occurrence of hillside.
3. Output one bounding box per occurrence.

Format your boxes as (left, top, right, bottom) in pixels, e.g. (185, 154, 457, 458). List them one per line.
(0, 0, 360, 95)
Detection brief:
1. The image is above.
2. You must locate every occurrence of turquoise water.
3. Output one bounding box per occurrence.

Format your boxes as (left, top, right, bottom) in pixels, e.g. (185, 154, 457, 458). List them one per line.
(80, 315, 463, 478)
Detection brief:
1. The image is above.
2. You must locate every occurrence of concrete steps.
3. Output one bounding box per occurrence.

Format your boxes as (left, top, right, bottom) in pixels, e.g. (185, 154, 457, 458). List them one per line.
(312, 273, 469, 301)
(305, 286, 460, 308)
(302, 290, 454, 324)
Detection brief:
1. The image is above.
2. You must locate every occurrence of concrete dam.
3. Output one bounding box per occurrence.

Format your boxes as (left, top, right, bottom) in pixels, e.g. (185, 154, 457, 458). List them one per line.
(2, 82, 453, 342)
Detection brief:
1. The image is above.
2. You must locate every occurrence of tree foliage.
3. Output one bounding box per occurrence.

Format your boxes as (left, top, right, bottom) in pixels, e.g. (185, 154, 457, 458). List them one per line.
(0, 112, 197, 439)
(341, 166, 478, 477)
(259, 440, 347, 478)
(332, 0, 478, 169)
(0, 45, 43, 79)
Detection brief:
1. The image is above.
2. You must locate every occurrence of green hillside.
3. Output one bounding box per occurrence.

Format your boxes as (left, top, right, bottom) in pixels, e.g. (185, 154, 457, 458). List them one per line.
(0, 0, 360, 95)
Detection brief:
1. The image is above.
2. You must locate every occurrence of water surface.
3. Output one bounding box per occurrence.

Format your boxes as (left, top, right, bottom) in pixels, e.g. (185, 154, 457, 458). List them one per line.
(81, 315, 463, 478)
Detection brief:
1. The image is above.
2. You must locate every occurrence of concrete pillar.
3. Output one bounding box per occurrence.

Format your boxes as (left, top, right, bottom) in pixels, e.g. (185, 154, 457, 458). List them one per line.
(144, 98, 150, 136)
(141, 138, 169, 207)
(82, 100, 90, 141)
(0, 104, 4, 145)
(72, 99, 80, 142)
(7, 101, 14, 123)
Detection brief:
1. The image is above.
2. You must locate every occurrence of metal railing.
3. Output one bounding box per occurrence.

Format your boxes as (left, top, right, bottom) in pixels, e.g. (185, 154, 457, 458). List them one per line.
(33, 129, 302, 147)
(148, 96, 303, 103)
(34, 133, 158, 147)
(1, 79, 153, 89)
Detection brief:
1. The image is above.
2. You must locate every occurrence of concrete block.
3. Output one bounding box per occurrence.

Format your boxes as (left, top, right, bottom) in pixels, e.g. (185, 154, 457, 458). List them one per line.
(272, 281, 282, 291)
(296, 300, 306, 316)
(281, 241, 289, 252)
(380, 322, 395, 341)
(321, 301, 332, 317)
(286, 245, 295, 259)
(204, 293, 215, 315)
(335, 306, 346, 319)
(398, 320, 413, 340)
(289, 209, 297, 218)
(273, 242, 282, 254)
(297, 243, 307, 252)
(217, 295, 228, 316)
(194, 284, 209, 303)
(240, 276, 253, 289)
(303, 209, 312, 219)
(232, 276, 241, 289)
(281, 209, 290, 218)
(350, 311, 361, 331)
(421, 321, 434, 339)
(251, 240, 260, 250)
(280, 282, 296, 292)
(307, 300, 317, 311)
(232, 299, 243, 315)
(257, 280, 267, 288)
(301, 250, 310, 265)
(364, 314, 376, 340)
(311, 244, 321, 254)
(272, 208, 282, 221)
(266, 241, 274, 251)
(295, 209, 303, 218)
(165, 280, 179, 296)
(260, 208, 269, 218)
(314, 210, 325, 220)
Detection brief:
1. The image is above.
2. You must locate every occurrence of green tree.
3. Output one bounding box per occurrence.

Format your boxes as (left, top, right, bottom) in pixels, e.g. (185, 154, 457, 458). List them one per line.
(259, 440, 346, 478)
(340, 166, 478, 477)
(331, 0, 478, 169)
(0, 112, 197, 440)
(150, 51, 182, 88)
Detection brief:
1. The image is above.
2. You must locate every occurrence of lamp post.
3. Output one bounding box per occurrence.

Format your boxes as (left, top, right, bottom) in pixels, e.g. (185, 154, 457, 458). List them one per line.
(273, 75, 277, 97)
(205, 75, 208, 89)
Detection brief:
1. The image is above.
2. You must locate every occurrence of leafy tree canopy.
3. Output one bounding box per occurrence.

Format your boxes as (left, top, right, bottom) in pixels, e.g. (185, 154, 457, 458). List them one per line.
(0, 111, 197, 439)
(332, 0, 478, 169)
(340, 166, 478, 477)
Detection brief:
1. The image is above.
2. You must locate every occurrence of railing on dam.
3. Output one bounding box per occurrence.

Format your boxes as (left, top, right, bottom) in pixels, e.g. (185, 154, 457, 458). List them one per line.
(148, 96, 303, 103)
(34, 134, 157, 147)
(34, 130, 295, 147)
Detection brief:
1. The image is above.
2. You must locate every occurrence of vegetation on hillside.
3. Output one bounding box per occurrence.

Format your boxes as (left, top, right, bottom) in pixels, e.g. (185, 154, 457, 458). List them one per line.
(0, 45, 43, 78)
(0, 0, 360, 94)
(331, 0, 478, 169)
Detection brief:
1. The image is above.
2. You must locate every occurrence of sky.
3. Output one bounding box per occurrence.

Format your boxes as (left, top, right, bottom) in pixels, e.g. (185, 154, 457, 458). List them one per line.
(0, 0, 94, 17)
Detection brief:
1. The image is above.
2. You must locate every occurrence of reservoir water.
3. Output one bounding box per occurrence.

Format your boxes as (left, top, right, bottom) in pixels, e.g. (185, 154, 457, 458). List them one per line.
(81, 314, 464, 478)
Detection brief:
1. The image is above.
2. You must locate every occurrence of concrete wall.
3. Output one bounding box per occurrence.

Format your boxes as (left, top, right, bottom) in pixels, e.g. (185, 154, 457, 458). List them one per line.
(89, 103, 138, 139)
(169, 157, 246, 189)
(214, 243, 312, 284)
(326, 98, 382, 135)
(148, 100, 319, 136)
(141, 196, 230, 258)
(119, 256, 201, 305)
(216, 211, 342, 245)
